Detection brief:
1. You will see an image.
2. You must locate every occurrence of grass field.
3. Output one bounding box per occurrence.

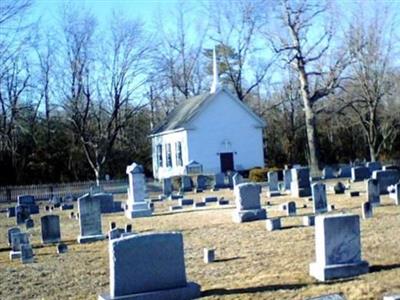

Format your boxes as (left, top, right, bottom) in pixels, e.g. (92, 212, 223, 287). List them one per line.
(0, 179, 399, 300)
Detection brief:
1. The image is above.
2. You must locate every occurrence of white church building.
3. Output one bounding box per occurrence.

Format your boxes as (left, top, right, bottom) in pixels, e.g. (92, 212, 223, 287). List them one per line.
(150, 50, 266, 180)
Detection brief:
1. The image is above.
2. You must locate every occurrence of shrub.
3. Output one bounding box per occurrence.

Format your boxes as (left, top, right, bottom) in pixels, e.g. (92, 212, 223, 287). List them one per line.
(249, 168, 268, 182)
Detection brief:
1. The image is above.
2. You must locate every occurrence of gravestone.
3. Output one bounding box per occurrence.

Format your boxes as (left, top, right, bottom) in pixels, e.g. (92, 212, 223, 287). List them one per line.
(7, 207, 15, 218)
(162, 178, 173, 196)
(41, 215, 61, 244)
(286, 201, 297, 216)
(267, 171, 280, 197)
(193, 202, 206, 208)
(10, 232, 29, 260)
(16, 205, 30, 225)
(7, 227, 21, 246)
(312, 183, 328, 214)
(372, 169, 400, 194)
(362, 202, 373, 219)
(92, 193, 120, 213)
(25, 218, 34, 229)
(204, 248, 215, 264)
(337, 165, 352, 178)
(109, 228, 125, 240)
(322, 167, 335, 179)
(181, 175, 193, 192)
(77, 194, 105, 243)
(309, 214, 369, 281)
(291, 167, 311, 197)
(125, 224, 132, 233)
(303, 215, 315, 226)
(57, 243, 68, 254)
(218, 198, 229, 206)
(366, 179, 380, 206)
(125, 162, 152, 218)
(17, 195, 39, 214)
(98, 232, 201, 300)
(214, 173, 225, 189)
(232, 183, 266, 223)
(366, 161, 381, 173)
(266, 218, 281, 231)
(21, 244, 34, 264)
(227, 173, 234, 188)
(60, 203, 74, 210)
(203, 196, 218, 203)
(169, 205, 182, 212)
(351, 166, 370, 182)
(110, 221, 116, 230)
(333, 182, 345, 194)
(196, 175, 208, 191)
(283, 169, 292, 191)
(179, 199, 194, 206)
(394, 183, 400, 205)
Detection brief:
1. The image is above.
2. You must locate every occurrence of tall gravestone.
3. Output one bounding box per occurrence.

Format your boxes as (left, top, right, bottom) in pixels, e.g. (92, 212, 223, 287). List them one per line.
(267, 171, 280, 197)
(125, 163, 152, 218)
(196, 175, 208, 191)
(16, 205, 30, 225)
(283, 169, 292, 191)
(232, 183, 266, 223)
(181, 175, 193, 192)
(372, 170, 400, 194)
(291, 167, 311, 197)
(309, 214, 369, 281)
(366, 179, 380, 206)
(162, 178, 173, 196)
(41, 215, 61, 244)
(98, 232, 201, 300)
(7, 227, 21, 246)
(77, 194, 105, 243)
(312, 183, 328, 214)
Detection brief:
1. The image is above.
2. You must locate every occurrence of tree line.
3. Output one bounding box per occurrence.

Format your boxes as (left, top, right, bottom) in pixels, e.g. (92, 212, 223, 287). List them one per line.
(1, 0, 399, 185)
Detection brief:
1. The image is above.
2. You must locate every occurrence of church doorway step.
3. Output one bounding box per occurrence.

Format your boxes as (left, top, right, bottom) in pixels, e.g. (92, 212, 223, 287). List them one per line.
(220, 152, 234, 173)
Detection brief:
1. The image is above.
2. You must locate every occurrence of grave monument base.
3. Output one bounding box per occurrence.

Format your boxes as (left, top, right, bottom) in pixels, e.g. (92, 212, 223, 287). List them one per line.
(232, 208, 267, 223)
(9, 251, 21, 260)
(77, 234, 106, 244)
(98, 282, 201, 300)
(267, 191, 281, 197)
(309, 260, 369, 281)
(125, 202, 152, 219)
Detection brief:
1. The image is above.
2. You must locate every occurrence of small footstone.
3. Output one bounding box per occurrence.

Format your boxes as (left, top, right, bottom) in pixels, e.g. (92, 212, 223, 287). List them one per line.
(362, 202, 373, 219)
(110, 222, 116, 230)
(125, 224, 132, 233)
(266, 218, 281, 231)
(57, 243, 68, 254)
(169, 205, 183, 212)
(69, 212, 75, 219)
(203, 248, 215, 264)
(218, 199, 229, 206)
(303, 215, 315, 226)
(25, 218, 34, 229)
(347, 191, 360, 197)
(193, 202, 206, 208)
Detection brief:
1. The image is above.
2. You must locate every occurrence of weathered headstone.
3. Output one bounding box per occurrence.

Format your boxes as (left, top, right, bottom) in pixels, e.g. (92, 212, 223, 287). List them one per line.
(322, 167, 335, 179)
(196, 175, 208, 191)
(162, 178, 173, 196)
(125, 224, 132, 233)
(291, 167, 311, 197)
(16, 205, 30, 225)
(266, 218, 281, 231)
(366, 179, 380, 206)
(232, 183, 266, 223)
(7, 227, 21, 246)
(179, 199, 194, 206)
(7, 207, 15, 218)
(303, 215, 315, 226)
(10, 232, 29, 260)
(203, 196, 218, 203)
(203, 248, 215, 264)
(337, 165, 352, 178)
(77, 194, 105, 243)
(283, 169, 292, 191)
(366, 161, 381, 173)
(372, 169, 400, 194)
(309, 214, 369, 281)
(362, 202, 373, 219)
(351, 166, 370, 182)
(98, 232, 201, 300)
(286, 201, 297, 216)
(92, 192, 120, 213)
(25, 218, 34, 229)
(17, 195, 39, 214)
(181, 175, 193, 192)
(214, 173, 225, 189)
(21, 244, 34, 264)
(125, 162, 152, 218)
(312, 182, 328, 214)
(267, 171, 280, 197)
(41, 215, 61, 244)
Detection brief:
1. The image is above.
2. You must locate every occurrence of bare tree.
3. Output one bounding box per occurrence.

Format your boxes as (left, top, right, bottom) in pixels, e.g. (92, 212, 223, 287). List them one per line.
(270, 0, 350, 174)
(339, 7, 400, 161)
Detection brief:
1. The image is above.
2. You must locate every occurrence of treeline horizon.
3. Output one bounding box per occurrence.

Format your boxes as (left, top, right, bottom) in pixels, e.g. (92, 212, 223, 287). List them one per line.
(1, 0, 399, 185)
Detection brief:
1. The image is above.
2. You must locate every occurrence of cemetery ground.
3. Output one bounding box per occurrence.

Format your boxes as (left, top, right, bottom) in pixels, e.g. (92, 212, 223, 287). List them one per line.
(0, 180, 399, 300)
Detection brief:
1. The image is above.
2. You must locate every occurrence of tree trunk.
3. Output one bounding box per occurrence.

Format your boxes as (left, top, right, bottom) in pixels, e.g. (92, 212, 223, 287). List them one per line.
(369, 144, 377, 162)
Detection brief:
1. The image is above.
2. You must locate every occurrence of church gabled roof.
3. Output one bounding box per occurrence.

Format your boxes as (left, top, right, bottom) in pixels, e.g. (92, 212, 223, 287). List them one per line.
(150, 87, 266, 137)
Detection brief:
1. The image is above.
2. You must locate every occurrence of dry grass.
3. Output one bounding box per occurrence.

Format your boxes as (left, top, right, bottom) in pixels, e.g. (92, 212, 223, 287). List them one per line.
(0, 179, 399, 300)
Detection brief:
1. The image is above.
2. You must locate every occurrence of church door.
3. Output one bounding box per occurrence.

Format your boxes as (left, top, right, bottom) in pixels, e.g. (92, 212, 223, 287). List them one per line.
(220, 152, 234, 173)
